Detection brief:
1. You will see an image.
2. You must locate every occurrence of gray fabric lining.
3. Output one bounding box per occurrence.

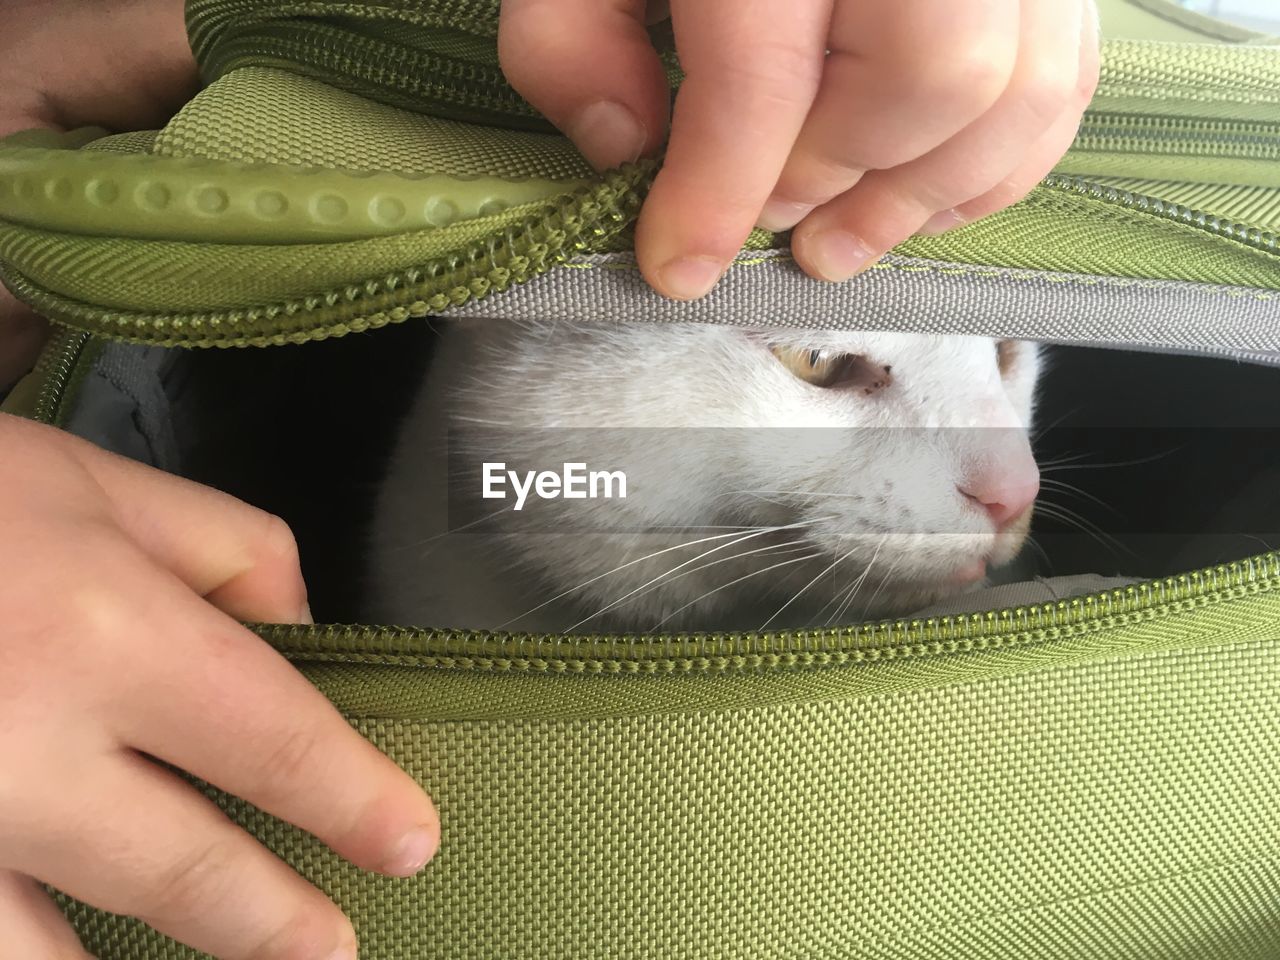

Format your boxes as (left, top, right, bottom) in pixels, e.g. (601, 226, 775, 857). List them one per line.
(65, 343, 181, 471)
(448, 251, 1280, 365)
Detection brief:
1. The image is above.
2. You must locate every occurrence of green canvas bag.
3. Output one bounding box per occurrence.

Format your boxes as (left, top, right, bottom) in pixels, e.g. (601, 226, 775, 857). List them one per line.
(3, 0, 1280, 957)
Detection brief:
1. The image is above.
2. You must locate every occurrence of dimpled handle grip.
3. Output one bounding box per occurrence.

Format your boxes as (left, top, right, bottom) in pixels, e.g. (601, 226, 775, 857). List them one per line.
(0, 128, 588, 245)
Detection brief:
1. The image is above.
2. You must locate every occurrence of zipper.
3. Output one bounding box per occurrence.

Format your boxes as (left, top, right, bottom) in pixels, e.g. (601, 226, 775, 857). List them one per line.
(31, 325, 94, 427)
(1075, 114, 1280, 164)
(2, 169, 1275, 347)
(202, 19, 548, 130)
(254, 551, 1280, 664)
(1041, 173, 1280, 254)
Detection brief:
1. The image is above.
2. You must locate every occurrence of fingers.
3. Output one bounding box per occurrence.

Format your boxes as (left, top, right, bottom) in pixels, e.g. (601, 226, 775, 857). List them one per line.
(106, 569, 439, 880)
(44, 421, 312, 624)
(498, 0, 670, 171)
(935, 0, 1101, 231)
(5, 756, 356, 960)
(633, 0, 833, 299)
(761, 0, 1021, 232)
(0, 869, 93, 960)
(792, 0, 1095, 281)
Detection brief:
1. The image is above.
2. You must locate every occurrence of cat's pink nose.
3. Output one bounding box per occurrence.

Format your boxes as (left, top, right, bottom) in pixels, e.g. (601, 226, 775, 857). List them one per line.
(958, 469, 1040, 530)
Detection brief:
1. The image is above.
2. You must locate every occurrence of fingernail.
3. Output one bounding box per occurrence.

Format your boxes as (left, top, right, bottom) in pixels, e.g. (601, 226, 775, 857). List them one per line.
(298, 602, 314, 625)
(381, 824, 438, 876)
(567, 100, 647, 172)
(803, 230, 875, 282)
(918, 208, 968, 236)
(655, 255, 724, 301)
(757, 198, 814, 233)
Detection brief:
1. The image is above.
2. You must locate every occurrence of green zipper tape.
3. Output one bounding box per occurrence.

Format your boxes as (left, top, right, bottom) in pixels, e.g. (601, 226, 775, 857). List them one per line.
(257, 552, 1280, 674)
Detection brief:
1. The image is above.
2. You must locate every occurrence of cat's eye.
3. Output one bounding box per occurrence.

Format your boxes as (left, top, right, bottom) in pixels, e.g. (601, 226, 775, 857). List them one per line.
(769, 344, 892, 394)
(997, 339, 1018, 376)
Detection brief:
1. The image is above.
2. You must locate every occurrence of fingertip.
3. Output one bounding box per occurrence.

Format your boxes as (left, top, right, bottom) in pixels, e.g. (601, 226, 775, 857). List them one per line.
(566, 99, 649, 172)
(378, 820, 441, 877)
(916, 208, 968, 236)
(498, 0, 669, 169)
(792, 227, 877, 283)
(757, 198, 814, 233)
(647, 254, 725, 301)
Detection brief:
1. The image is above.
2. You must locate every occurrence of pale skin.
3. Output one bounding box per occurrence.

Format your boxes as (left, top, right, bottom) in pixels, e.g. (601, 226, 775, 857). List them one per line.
(0, 1, 1098, 956)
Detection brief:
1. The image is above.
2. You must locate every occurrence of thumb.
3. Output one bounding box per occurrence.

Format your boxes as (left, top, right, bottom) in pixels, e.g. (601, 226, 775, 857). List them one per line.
(498, 0, 671, 171)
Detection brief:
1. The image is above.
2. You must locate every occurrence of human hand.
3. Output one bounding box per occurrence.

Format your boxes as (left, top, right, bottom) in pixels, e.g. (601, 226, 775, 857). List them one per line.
(498, 0, 1100, 299)
(0, 414, 439, 959)
(0, 0, 197, 391)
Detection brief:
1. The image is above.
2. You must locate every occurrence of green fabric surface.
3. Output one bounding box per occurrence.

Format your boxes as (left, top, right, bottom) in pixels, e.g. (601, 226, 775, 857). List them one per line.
(57, 570, 1280, 958)
(155, 67, 591, 180)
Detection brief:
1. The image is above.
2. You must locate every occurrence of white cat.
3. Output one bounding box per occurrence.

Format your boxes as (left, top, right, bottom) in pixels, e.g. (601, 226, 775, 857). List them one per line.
(368, 320, 1041, 633)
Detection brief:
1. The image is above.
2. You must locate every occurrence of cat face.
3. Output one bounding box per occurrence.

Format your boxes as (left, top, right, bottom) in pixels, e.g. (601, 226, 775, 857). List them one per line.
(439, 320, 1041, 631)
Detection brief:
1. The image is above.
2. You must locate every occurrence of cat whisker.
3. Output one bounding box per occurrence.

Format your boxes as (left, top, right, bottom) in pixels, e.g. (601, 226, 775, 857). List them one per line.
(823, 536, 889, 626)
(812, 563, 862, 625)
(614, 539, 813, 613)
(1035, 501, 1134, 560)
(451, 414, 514, 426)
(857, 554, 904, 621)
(758, 538, 872, 631)
(383, 501, 517, 554)
(647, 551, 828, 633)
(721, 488, 865, 502)
(1239, 533, 1278, 553)
(1037, 478, 1120, 515)
(1022, 533, 1054, 573)
(1035, 451, 1093, 470)
(1040, 446, 1184, 473)
(546, 518, 834, 633)
(1031, 406, 1083, 443)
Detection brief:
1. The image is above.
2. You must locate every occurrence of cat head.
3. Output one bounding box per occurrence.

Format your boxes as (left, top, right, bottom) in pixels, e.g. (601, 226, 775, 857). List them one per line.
(443, 319, 1041, 631)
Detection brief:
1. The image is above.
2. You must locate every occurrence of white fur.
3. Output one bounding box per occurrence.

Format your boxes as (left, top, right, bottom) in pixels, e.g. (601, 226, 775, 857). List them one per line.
(368, 320, 1041, 633)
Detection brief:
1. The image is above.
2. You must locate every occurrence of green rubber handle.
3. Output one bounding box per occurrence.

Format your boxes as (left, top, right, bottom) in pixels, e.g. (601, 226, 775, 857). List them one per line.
(0, 128, 588, 245)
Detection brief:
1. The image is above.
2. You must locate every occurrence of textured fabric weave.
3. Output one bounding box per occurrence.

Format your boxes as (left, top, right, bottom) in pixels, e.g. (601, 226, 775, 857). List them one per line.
(57, 580, 1280, 958)
(449, 251, 1280, 364)
(155, 67, 592, 180)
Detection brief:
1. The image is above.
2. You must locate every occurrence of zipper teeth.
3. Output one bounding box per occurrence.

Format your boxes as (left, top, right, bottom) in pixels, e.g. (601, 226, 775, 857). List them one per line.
(31, 326, 92, 426)
(261, 551, 1280, 665)
(1043, 173, 1280, 255)
(210, 24, 538, 124)
(1077, 115, 1280, 159)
